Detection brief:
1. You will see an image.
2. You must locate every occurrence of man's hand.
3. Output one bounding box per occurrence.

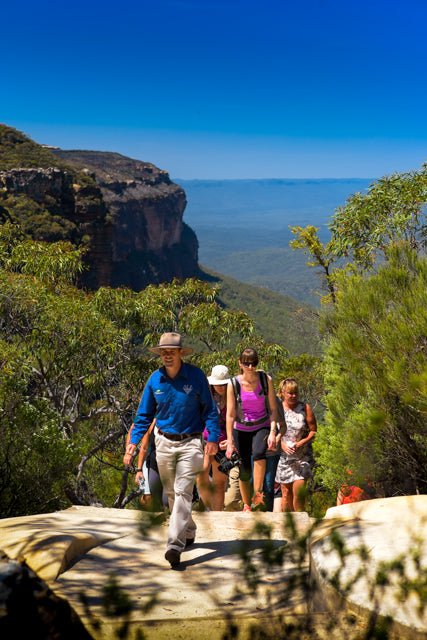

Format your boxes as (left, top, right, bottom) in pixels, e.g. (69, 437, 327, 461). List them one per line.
(134, 471, 144, 485)
(123, 443, 136, 467)
(205, 441, 218, 456)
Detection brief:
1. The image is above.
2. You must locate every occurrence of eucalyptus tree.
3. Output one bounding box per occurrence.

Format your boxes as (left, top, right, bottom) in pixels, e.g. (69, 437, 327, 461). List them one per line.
(288, 164, 427, 498)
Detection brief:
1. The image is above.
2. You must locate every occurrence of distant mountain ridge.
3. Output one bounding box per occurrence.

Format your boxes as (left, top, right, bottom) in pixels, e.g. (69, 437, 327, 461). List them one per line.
(176, 177, 373, 305)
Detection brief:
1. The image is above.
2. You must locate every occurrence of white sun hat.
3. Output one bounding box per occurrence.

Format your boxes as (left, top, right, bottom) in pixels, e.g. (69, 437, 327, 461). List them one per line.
(207, 364, 230, 385)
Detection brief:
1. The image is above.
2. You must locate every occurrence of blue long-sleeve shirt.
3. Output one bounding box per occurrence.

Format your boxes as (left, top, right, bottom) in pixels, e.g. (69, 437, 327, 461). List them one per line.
(130, 362, 220, 445)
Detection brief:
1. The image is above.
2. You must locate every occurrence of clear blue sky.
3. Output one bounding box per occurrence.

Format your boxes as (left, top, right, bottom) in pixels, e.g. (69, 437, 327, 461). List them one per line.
(2, 0, 427, 178)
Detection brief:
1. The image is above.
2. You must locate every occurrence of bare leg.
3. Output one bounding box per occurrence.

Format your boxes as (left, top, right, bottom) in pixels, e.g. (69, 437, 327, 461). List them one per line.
(273, 495, 283, 512)
(239, 478, 252, 507)
(253, 458, 266, 493)
(209, 459, 228, 510)
(280, 483, 294, 511)
(292, 479, 307, 511)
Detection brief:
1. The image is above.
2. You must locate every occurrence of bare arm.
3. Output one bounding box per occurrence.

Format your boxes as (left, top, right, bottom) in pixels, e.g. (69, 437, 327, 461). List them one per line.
(134, 420, 156, 483)
(267, 375, 279, 449)
(225, 381, 237, 458)
(123, 427, 137, 467)
(295, 403, 317, 449)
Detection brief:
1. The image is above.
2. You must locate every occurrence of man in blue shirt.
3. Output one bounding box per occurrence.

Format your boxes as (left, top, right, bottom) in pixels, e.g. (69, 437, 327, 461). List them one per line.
(124, 332, 219, 567)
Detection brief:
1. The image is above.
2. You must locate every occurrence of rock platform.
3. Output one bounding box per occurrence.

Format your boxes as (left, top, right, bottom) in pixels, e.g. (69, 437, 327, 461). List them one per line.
(1, 496, 427, 639)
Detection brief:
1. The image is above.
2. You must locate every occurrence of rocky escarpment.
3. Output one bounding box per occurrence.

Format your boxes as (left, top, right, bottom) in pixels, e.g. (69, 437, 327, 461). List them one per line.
(52, 149, 200, 289)
(0, 125, 200, 289)
(0, 163, 113, 288)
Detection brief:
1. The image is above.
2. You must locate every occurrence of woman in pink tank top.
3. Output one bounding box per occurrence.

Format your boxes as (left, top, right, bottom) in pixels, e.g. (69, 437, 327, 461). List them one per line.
(225, 348, 279, 511)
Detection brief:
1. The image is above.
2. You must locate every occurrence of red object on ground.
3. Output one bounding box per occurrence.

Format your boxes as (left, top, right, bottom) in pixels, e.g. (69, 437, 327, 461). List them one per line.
(340, 484, 367, 504)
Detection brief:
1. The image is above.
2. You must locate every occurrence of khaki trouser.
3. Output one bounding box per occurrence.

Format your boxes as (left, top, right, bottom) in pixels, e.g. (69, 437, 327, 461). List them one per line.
(223, 464, 242, 511)
(155, 433, 204, 552)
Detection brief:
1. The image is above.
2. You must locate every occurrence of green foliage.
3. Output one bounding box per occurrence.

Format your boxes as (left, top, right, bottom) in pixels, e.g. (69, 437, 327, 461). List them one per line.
(0, 228, 291, 516)
(316, 244, 427, 496)
(0, 125, 66, 170)
(2, 237, 85, 284)
(290, 163, 427, 304)
(0, 192, 79, 241)
(0, 124, 102, 247)
(203, 267, 321, 356)
(330, 165, 427, 268)
(288, 164, 427, 499)
(289, 224, 338, 304)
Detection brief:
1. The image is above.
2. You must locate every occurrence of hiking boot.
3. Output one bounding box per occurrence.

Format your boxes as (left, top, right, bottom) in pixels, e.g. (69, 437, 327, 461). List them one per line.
(165, 548, 181, 567)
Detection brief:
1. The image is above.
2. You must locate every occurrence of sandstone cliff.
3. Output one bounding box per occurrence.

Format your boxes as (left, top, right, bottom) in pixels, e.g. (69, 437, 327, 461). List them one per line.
(0, 125, 200, 289)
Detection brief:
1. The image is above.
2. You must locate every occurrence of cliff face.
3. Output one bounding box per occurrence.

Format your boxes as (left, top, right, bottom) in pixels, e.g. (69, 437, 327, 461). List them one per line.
(53, 149, 200, 289)
(0, 125, 200, 290)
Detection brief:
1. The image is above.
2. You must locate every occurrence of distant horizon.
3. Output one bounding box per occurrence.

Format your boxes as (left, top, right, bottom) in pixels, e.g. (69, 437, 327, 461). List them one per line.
(174, 176, 374, 182)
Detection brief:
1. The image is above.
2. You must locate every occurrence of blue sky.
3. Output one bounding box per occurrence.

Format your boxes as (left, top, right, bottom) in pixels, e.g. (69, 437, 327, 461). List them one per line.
(2, 0, 427, 178)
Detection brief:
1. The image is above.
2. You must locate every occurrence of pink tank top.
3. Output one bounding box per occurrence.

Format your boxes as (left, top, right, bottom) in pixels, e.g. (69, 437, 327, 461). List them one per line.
(234, 377, 270, 432)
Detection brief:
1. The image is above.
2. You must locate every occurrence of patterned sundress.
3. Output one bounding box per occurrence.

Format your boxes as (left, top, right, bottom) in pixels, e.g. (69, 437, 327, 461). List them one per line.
(275, 400, 314, 484)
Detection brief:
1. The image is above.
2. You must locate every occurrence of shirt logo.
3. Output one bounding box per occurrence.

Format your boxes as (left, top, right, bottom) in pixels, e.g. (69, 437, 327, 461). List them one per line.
(154, 389, 164, 395)
(183, 384, 193, 395)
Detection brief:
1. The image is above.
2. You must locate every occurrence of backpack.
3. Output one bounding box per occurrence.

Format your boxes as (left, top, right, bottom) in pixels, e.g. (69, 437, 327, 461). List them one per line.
(231, 370, 271, 427)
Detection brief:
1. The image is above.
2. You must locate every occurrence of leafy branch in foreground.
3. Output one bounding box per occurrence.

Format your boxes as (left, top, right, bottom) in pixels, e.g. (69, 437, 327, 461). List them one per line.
(77, 512, 426, 640)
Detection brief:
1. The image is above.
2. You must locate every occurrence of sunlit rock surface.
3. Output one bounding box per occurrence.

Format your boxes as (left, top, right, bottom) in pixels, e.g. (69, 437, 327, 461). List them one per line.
(1, 498, 426, 639)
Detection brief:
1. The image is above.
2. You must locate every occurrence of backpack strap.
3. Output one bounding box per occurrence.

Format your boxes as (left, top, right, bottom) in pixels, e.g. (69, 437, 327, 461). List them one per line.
(258, 370, 271, 415)
(230, 376, 242, 421)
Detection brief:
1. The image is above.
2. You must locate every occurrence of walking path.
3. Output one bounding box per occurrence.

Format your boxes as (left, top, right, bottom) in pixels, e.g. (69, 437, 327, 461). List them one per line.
(1, 496, 427, 639)
(0, 507, 311, 639)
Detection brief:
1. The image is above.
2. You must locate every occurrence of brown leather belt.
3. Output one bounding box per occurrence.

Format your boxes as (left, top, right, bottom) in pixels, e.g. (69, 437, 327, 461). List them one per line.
(157, 429, 202, 442)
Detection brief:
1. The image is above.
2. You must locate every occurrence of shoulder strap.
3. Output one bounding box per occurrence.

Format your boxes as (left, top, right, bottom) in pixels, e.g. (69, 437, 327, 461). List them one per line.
(231, 376, 242, 421)
(231, 376, 241, 402)
(258, 370, 271, 414)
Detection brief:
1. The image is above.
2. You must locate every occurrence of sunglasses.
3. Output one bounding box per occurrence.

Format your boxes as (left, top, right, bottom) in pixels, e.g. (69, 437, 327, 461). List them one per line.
(241, 361, 258, 368)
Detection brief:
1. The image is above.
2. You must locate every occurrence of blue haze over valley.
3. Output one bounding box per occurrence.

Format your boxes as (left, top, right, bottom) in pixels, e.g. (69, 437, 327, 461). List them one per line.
(177, 178, 372, 306)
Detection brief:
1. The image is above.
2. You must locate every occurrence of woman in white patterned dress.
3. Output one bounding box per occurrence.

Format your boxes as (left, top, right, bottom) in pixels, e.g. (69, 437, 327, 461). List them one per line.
(275, 378, 317, 512)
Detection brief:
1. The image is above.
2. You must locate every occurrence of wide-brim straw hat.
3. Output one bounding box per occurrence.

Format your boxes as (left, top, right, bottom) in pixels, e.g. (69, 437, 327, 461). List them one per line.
(149, 332, 193, 356)
(207, 364, 230, 385)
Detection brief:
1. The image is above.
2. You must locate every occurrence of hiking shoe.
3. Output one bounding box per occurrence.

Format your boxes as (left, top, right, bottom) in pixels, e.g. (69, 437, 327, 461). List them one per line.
(251, 491, 266, 511)
(165, 548, 181, 567)
(185, 537, 195, 549)
(242, 503, 252, 512)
